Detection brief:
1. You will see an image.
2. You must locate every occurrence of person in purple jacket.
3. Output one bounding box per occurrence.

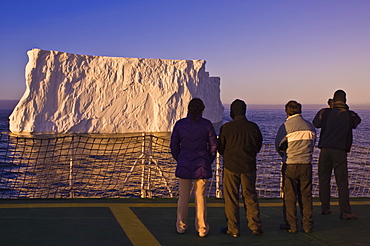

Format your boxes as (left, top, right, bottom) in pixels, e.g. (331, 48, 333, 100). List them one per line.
(170, 98, 218, 237)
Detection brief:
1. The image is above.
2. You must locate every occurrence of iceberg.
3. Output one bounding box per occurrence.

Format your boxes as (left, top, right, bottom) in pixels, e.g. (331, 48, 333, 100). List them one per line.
(9, 49, 224, 133)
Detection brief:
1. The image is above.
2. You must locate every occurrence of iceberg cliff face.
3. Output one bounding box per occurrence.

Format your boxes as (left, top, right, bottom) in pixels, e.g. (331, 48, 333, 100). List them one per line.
(9, 49, 224, 133)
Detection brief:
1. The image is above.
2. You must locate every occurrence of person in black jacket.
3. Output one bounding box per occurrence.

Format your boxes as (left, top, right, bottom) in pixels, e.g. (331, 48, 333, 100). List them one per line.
(218, 99, 263, 237)
(313, 89, 361, 220)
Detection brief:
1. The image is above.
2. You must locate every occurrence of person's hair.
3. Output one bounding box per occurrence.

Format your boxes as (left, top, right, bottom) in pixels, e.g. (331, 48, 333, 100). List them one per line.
(188, 98, 205, 121)
(333, 89, 347, 103)
(285, 100, 302, 116)
(230, 99, 247, 119)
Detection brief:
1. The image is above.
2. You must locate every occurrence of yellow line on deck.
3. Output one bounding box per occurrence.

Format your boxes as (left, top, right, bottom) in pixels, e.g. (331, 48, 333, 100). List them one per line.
(0, 200, 369, 209)
(110, 204, 161, 246)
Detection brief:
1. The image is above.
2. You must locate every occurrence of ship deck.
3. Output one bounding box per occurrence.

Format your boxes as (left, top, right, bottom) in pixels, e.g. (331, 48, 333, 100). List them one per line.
(0, 198, 369, 246)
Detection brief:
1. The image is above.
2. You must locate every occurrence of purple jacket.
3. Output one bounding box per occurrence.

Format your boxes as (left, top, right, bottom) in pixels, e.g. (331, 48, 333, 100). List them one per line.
(170, 116, 218, 179)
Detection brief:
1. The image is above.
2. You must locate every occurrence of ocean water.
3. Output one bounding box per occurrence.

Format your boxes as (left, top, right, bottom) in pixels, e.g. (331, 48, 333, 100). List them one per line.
(1, 108, 369, 199)
(217, 108, 370, 147)
(0, 110, 10, 133)
(1, 109, 369, 147)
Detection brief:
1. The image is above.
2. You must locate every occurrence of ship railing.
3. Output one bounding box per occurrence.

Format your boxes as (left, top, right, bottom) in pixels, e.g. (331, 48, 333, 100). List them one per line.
(0, 133, 369, 199)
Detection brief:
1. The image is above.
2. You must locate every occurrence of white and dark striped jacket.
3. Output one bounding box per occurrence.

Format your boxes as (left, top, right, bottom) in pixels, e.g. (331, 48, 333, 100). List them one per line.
(275, 114, 316, 164)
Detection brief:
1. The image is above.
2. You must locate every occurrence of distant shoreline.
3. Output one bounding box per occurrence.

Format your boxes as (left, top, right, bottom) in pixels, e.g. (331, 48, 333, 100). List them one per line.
(0, 100, 368, 110)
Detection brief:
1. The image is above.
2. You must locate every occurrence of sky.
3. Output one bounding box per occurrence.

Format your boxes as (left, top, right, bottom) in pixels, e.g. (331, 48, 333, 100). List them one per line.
(1, 0, 370, 108)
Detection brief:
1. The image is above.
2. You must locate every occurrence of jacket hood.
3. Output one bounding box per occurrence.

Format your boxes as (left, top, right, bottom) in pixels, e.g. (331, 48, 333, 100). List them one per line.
(230, 99, 246, 119)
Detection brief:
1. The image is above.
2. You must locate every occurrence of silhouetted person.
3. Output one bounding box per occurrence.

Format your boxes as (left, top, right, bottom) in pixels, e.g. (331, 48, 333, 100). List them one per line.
(218, 99, 263, 237)
(170, 98, 217, 237)
(275, 101, 316, 233)
(313, 89, 361, 219)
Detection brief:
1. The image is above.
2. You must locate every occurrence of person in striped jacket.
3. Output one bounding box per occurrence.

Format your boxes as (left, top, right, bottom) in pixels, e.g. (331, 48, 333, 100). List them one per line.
(275, 100, 316, 234)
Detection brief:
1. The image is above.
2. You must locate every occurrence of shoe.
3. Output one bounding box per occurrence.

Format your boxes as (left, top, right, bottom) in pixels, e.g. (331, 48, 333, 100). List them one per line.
(340, 213, 358, 220)
(279, 224, 297, 234)
(304, 229, 312, 233)
(228, 232, 239, 238)
(220, 227, 228, 234)
(176, 224, 187, 234)
(321, 209, 331, 215)
(221, 227, 239, 238)
(198, 226, 209, 237)
(252, 229, 263, 235)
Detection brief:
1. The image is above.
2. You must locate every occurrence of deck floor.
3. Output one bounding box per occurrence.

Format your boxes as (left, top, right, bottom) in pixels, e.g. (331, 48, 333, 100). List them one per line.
(0, 198, 369, 246)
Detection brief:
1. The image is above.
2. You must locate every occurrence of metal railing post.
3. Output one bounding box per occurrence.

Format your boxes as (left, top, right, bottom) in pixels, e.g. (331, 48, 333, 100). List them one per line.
(215, 152, 222, 198)
(69, 136, 74, 198)
(140, 133, 147, 198)
(279, 162, 284, 198)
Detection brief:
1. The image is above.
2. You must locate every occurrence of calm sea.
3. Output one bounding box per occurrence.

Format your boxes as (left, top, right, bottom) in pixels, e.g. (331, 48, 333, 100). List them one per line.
(214, 108, 369, 147)
(1, 109, 369, 147)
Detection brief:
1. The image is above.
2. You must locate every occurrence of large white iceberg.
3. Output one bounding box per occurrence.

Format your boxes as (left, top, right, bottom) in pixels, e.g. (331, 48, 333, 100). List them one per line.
(9, 49, 224, 133)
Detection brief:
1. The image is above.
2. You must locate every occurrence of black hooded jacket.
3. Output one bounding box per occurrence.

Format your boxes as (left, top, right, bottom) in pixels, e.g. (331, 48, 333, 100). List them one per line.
(313, 102, 361, 152)
(218, 101, 263, 174)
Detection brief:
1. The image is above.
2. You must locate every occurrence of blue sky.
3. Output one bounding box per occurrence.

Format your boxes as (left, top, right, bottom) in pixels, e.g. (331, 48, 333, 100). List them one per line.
(1, 0, 370, 107)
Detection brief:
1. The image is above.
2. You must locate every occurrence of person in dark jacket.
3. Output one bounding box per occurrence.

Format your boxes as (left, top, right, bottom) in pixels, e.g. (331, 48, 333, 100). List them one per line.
(170, 98, 218, 237)
(275, 101, 316, 233)
(313, 89, 361, 220)
(218, 99, 263, 237)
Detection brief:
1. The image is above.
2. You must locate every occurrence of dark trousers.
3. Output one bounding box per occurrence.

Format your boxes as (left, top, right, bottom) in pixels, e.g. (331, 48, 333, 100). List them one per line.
(318, 148, 351, 214)
(223, 168, 262, 234)
(282, 164, 313, 231)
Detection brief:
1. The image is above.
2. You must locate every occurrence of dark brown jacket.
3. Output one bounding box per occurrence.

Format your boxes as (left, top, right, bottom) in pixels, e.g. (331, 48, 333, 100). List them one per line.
(218, 115, 262, 174)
